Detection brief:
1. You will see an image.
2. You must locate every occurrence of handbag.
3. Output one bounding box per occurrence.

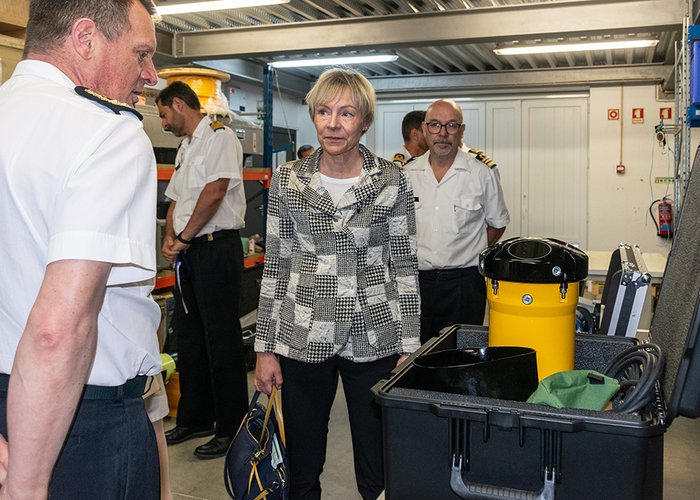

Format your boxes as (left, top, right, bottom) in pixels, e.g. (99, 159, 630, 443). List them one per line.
(224, 386, 289, 499)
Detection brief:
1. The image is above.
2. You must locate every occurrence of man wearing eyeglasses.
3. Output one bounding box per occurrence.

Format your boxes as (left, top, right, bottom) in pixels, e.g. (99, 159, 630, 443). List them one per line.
(404, 99, 510, 343)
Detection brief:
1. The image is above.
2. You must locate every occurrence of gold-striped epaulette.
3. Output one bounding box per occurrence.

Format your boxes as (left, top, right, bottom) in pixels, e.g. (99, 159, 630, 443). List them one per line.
(74, 86, 142, 121)
(210, 120, 225, 132)
(393, 153, 407, 166)
(468, 148, 496, 168)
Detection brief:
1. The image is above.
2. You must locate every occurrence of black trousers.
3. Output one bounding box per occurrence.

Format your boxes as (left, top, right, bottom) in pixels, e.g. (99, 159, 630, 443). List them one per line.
(0, 375, 159, 499)
(279, 354, 398, 500)
(418, 266, 486, 343)
(172, 234, 248, 437)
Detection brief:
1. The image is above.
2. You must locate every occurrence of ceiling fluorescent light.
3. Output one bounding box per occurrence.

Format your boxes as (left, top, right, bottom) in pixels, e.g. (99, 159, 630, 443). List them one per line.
(269, 54, 399, 68)
(155, 0, 290, 15)
(494, 39, 659, 56)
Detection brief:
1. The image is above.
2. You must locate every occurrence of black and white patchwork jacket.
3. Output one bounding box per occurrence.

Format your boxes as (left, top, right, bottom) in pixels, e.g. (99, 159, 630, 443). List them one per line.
(255, 145, 421, 363)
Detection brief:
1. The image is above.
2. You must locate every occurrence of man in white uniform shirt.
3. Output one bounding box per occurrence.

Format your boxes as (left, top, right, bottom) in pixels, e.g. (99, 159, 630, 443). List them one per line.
(0, 0, 162, 497)
(404, 99, 510, 343)
(156, 81, 249, 459)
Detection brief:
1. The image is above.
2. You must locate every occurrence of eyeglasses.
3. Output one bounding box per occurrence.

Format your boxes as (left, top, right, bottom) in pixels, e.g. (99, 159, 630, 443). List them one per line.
(425, 121, 462, 135)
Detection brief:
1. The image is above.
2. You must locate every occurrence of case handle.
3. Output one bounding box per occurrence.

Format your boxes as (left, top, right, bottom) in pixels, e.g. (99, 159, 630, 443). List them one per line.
(450, 454, 555, 500)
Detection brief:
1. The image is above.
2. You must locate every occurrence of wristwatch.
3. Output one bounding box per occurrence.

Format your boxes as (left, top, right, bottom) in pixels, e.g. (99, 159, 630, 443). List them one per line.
(176, 232, 193, 245)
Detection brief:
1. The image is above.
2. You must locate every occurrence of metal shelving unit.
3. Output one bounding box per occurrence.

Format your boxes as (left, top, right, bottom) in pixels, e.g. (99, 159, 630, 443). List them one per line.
(673, 15, 693, 229)
(680, 17, 691, 205)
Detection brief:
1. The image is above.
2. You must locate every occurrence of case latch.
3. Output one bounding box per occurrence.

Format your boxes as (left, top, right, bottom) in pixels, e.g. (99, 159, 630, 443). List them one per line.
(484, 409, 524, 446)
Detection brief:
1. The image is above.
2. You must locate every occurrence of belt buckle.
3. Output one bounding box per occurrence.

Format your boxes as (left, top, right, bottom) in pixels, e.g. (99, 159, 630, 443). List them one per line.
(207, 233, 214, 242)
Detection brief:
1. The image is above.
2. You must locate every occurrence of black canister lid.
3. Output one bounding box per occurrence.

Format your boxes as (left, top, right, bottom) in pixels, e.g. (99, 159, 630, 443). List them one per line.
(479, 237, 588, 283)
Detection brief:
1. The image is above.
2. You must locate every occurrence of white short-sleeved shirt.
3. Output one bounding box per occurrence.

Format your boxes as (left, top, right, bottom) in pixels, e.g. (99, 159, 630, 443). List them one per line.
(0, 60, 161, 386)
(404, 148, 510, 270)
(165, 116, 246, 234)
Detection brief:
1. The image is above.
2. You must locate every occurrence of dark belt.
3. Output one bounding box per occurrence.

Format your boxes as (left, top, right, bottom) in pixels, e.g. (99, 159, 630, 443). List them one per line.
(419, 266, 478, 281)
(0, 373, 146, 400)
(191, 229, 239, 244)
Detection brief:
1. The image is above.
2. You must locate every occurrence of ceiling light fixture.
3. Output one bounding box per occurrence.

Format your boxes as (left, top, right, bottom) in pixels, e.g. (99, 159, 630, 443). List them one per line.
(494, 39, 659, 56)
(269, 54, 399, 68)
(155, 0, 290, 15)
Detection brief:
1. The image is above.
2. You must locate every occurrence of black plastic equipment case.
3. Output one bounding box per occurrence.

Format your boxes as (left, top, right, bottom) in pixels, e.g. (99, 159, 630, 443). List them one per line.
(375, 329, 659, 499)
(373, 150, 700, 499)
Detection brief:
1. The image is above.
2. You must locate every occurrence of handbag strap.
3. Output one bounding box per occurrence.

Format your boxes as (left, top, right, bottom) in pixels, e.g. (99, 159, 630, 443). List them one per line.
(269, 386, 286, 447)
(250, 463, 272, 500)
(235, 390, 263, 436)
(241, 388, 283, 446)
(260, 387, 277, 444)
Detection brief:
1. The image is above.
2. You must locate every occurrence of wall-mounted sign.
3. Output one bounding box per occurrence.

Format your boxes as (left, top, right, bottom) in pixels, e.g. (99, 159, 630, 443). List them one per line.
(632, 108, 644, 124)
(608, 109, 620, 120)
(660, 108, 672, 120)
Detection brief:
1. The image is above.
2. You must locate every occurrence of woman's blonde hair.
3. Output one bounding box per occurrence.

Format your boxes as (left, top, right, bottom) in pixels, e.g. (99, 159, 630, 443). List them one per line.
(306, 67, 376, 130)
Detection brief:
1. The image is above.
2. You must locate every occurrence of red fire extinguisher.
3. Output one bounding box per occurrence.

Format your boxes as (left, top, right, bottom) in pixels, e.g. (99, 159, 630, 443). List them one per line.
(650, 198, 673, 238)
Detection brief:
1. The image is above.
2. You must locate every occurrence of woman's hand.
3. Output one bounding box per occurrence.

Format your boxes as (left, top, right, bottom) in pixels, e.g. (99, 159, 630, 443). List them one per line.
(396, 354, 409, 366)
(254, 353, 283, 395)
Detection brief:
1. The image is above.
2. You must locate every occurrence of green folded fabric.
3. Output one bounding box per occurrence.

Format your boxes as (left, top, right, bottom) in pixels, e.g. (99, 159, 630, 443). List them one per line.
(526, 370, 620, 411)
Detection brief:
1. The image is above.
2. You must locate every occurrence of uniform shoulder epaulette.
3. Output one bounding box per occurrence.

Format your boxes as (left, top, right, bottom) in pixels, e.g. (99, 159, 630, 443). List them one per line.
(209, 120, 225, 132)
(393, 153, 407, 166)
(468, 148, 497, 169)
(174, 142, 182, 171)
(74, 86, 142, 121)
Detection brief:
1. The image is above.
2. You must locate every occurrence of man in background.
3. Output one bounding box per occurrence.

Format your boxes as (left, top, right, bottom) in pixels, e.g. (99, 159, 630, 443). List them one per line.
(297, 144, 315, 159)
(0, 0, 162, 497)
(393, 110, 428, 167)
(157, 81, 249, 459)
(404, 99, 510, 343)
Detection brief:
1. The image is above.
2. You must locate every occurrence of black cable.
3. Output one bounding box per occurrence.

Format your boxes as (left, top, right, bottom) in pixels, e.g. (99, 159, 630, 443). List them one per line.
(576, 306, 596, 334)
(603, 343, 664, 413)
(648, 199, 661, 234)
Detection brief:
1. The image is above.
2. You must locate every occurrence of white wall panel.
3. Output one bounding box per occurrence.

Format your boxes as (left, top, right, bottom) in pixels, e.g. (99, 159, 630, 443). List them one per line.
(320, 85, 675, 258)
(588, 86, 673, 255)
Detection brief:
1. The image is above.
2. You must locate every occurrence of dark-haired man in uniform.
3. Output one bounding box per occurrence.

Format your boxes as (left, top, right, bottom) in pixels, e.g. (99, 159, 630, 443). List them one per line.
(156, 81, 249, 459)
(404, 99, 510, 343)
(393, 110, 428, 167)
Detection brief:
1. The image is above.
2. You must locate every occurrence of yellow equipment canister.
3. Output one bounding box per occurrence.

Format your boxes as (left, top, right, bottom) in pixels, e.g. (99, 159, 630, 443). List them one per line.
(157, 67, 231, 116)
(479, 237, 588, 380)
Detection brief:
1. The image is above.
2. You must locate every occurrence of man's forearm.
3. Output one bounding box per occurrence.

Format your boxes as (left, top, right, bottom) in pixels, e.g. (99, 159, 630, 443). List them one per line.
(165, 200, 176, 239)
(178, 178, 229, 240)
(486, 225, 506, 247)
(3, 260, 110, 499)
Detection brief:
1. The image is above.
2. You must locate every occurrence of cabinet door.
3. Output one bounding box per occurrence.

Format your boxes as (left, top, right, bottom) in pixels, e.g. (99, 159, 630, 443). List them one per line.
(374, 103, 420, 160)
(487, 101, 521, 240)
(460, 103, 486, 152)
(522, 98, 588, 248)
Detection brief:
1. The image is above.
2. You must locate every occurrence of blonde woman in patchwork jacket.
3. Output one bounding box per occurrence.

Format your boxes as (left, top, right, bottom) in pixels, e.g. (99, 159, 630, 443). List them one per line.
(254, 67, 421, 500)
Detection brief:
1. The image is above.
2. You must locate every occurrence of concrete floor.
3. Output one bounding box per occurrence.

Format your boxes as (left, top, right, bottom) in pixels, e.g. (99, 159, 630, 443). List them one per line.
(164, 373, 700, 500)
